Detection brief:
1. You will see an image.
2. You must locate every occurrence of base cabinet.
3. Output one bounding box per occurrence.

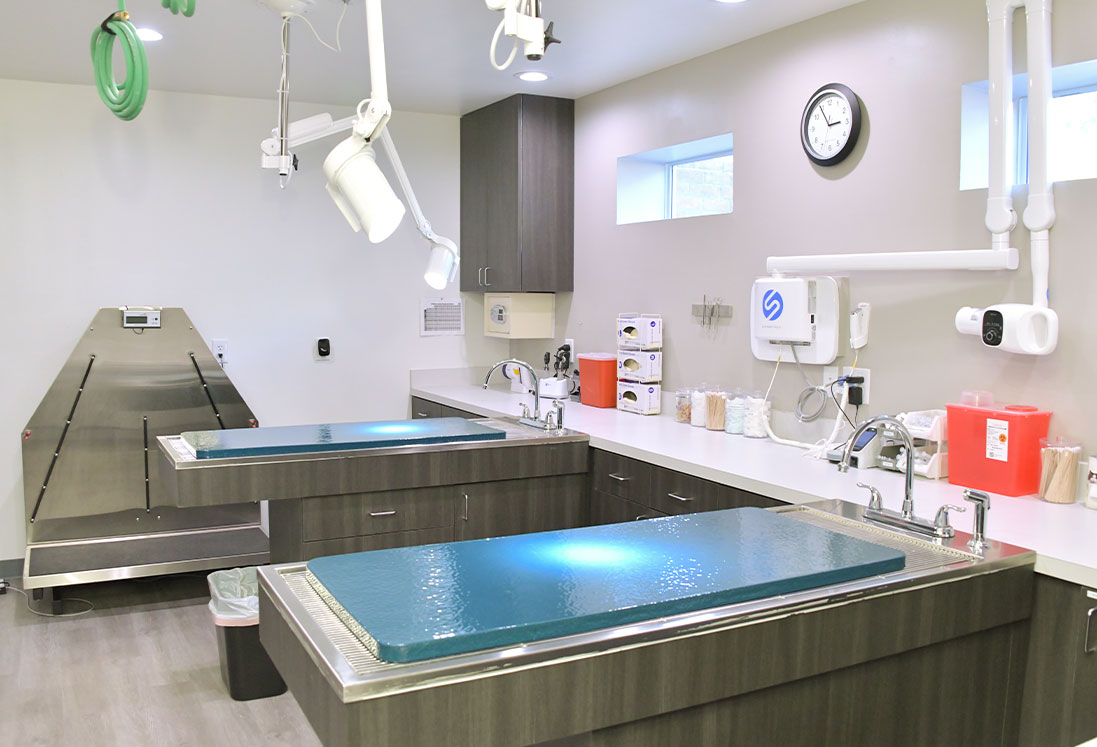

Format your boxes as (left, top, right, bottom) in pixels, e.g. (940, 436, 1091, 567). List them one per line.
(455, 475, 588, 541)
(1019, 574, 1097, 745)
(590, 489, 667, 525)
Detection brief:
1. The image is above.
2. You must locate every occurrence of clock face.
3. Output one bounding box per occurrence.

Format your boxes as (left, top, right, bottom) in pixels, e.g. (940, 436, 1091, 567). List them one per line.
(801, 84, 862, 166)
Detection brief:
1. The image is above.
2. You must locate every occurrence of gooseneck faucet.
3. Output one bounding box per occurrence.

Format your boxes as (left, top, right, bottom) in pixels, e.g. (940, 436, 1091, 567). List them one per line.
(840, 415, 961, 540)
(484, 358, 563, 430)
(840, 415, 915, 518)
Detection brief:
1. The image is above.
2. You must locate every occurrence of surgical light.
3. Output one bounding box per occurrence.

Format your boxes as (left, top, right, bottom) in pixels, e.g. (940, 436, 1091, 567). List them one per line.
(424, 238, 459, 290)
(257, 0, 460, 288)
(322, 136, 405, 243)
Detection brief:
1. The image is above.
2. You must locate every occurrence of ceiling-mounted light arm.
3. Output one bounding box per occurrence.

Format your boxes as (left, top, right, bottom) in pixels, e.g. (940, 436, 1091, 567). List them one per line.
(377, 129, 460, 287)
(352, 0, 391, 143)
(486, 0, 559, 71)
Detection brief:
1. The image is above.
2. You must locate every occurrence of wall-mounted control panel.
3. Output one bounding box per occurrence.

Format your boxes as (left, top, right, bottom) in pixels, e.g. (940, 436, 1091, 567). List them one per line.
(121, 307, 161, 329)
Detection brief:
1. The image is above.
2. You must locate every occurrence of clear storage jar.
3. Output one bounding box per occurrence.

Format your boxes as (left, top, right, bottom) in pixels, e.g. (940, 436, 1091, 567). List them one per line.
(743, 397, 770, 438)
(705, 390, 727, 431)
(690, 387, 707, 427)
(675, 388, 692, 424)
(724, 392, 746, 435)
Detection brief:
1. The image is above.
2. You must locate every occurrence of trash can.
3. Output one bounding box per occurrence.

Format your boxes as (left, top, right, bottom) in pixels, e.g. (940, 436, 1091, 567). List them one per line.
(208, 567, 287, 701)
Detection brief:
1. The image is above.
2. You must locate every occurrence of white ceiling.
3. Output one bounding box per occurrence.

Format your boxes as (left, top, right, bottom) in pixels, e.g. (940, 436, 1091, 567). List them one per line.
(0, 0, 864, 115)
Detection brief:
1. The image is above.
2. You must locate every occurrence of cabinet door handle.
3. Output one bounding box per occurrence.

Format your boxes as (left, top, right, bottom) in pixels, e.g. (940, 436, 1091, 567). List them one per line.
(668, 492, 694, 503)
(608, 473, 630, 482)
(415, 412, 430, 418)
(462, 494, 469, 522)
(369, 510, 397, 518)
(483, 266, 492, 286)
(1086, 607, 1097, 654)
(477, 267, 484, 287)
(635, 514, 651, 521)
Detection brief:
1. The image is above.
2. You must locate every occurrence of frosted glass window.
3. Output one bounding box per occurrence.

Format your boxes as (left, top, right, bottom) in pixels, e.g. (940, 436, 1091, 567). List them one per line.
(670, 153, 734, 219)
(617, 133, 734, 225)
(960, 59, 1097, 190)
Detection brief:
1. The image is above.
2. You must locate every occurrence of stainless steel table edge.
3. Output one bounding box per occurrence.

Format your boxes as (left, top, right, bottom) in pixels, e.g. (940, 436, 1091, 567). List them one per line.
(158, 418, 589, 472)
(257, 499, 1036, 704)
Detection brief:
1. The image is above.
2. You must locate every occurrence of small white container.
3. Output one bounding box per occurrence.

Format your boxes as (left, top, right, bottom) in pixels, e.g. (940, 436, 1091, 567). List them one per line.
(743, 397, 771, 438)
(690, 388, 707, 427)
(617, 351, 662, 383)
(617, 382, 661, 415)
(617, 313, 663, 350)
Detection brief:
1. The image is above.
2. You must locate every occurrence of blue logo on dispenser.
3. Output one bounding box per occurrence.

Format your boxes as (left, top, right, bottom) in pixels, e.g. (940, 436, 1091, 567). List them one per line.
(762, 290, 784, 321)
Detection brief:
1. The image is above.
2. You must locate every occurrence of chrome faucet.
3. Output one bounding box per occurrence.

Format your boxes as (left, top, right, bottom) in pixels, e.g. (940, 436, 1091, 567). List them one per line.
(840, 415, 957, 540)
(484, 358, 560, 430)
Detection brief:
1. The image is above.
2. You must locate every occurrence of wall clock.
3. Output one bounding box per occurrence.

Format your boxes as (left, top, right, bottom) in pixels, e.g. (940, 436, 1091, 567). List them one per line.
(801, 83, 862, 166)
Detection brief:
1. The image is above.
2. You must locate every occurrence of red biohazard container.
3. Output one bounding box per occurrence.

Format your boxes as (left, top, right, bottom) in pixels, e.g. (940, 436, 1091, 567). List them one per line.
(577, 353, 617, 408)
(946, 402, 1052, 496)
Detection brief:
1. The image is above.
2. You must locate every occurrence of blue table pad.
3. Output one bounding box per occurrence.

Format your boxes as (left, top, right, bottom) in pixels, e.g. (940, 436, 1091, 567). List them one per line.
(181, 418, 504, 459)
(307, 507, 906, 663)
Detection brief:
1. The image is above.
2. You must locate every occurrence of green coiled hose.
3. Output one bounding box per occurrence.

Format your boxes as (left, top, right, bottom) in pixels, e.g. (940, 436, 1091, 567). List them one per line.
(90, 0, 195, 121)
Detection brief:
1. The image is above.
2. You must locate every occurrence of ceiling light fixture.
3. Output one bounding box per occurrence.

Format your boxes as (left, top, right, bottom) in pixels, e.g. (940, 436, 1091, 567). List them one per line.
(135, 28, 163, 42)
(713, 0, 748, 4)
(516, 71, 549, 82)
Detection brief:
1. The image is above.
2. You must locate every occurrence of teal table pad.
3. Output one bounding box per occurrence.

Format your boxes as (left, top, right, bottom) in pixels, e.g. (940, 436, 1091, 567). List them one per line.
(181, 418, 504, 459)
(306, 508, 906, 663)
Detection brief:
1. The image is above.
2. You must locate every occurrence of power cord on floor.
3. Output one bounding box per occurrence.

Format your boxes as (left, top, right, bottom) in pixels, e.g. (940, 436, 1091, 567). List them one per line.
(0, 579, 95, 618)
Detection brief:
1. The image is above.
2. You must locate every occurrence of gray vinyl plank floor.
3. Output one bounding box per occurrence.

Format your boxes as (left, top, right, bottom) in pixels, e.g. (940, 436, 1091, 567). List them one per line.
(0, 574, 320, 746)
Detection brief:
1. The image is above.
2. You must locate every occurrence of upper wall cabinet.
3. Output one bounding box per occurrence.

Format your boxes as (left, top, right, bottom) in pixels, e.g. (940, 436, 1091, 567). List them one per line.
(460, 94, 574, 293)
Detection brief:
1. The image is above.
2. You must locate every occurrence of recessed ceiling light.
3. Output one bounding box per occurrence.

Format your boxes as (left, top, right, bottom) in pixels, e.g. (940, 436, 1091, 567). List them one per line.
(516, 71, 550, 83)
(136, 28, 163, 42)
(713, 0, 748, 4)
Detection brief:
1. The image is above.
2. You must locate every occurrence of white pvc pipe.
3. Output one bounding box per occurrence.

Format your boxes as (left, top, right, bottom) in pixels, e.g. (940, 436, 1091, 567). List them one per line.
(766, 248, 1018, 276)
(985, 0, 1019, 238)
(1023, 0, 1055, 307)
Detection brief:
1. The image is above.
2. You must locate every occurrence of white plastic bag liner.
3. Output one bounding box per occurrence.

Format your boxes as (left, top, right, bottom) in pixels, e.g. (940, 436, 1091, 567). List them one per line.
(208, 567, 260, 627)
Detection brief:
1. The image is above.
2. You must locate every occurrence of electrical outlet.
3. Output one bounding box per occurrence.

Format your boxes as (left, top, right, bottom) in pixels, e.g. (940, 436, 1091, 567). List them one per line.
(564, 338, 575, 356)
(210, 339, 229, 368)
(842, 367, 870, 406)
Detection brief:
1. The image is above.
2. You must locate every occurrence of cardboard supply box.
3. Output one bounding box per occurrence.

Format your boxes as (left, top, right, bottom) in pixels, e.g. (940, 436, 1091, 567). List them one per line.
(617, 350, 662, 383)
(617, 313, 663, 350)
(617, 382, 661, 415)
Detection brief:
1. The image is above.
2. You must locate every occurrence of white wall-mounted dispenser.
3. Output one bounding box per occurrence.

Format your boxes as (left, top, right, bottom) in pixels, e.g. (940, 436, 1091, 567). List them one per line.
(750, 276, 839, 364)
(484, 293, 555, 339)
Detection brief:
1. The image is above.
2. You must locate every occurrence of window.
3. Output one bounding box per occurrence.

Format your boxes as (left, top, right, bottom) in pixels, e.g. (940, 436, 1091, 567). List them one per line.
(617, 133, 734, 225)
(960, 58, 1097, 190)
(668, 153, 734, 219)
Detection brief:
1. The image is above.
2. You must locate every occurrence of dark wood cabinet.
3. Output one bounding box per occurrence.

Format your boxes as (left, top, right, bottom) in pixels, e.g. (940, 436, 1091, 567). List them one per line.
(591, 450, 652, 504)
(590, 489, 667, 525)
(410, 397, 442, 419)
(460, 94, 574, 293)
(440, 404, 479, 419)
(1019, 574, 1097, 745)
(455, 475, 588, 541)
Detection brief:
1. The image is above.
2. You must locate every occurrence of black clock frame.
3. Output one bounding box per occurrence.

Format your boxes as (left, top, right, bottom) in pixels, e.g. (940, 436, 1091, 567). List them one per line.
(801, 82, 862, 167)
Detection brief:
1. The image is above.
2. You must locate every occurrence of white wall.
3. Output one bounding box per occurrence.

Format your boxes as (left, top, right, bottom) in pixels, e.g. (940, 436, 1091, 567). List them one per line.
(0, 79, 508, 561)
(515, 0, 1097, 454)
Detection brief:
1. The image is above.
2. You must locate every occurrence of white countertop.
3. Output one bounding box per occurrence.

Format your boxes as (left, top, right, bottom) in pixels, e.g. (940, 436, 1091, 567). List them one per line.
(412, 381, 1097, 589)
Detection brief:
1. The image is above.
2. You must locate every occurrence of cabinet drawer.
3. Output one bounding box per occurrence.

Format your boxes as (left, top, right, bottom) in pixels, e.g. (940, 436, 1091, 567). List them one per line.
(301, 527, 455, 559)
(591, 449, 652, 502)
(722, 488, 783, 510)
(649, 468, 727, 515)
(440, 404, 478, 419)
(590, 489, 667, 525)
(410, 397, 442, 419)
(302, 486, 453, 541)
